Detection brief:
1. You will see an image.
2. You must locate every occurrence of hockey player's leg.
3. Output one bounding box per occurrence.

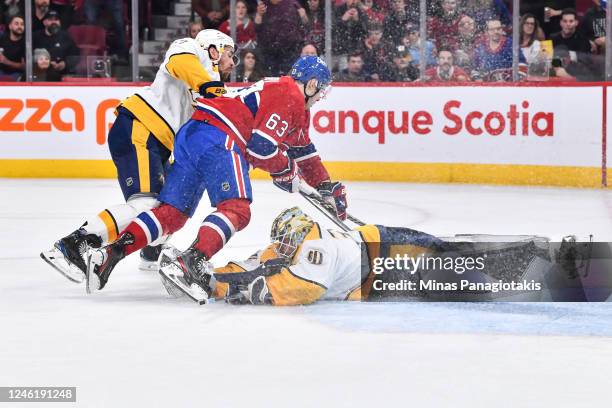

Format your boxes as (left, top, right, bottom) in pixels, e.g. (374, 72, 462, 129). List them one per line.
(86, 204, 189, 292)
(160, 138, 254, 300)
(41, 111, 170, 281)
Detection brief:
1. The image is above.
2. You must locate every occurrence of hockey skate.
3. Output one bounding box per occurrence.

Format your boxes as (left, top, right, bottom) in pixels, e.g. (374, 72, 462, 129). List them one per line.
(85, 233, 133, 293)
(158, 247, 216, 305)
(40, 229, 102, 283)
(157, 245, 185, 298)
(139, 244, 166, 272)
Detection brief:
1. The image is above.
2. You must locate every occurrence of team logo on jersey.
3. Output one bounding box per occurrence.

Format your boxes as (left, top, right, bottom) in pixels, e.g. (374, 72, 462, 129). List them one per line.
(221, 182, 230, 191)
(307, 250, 323, 265)
(126, 177, 133, 187)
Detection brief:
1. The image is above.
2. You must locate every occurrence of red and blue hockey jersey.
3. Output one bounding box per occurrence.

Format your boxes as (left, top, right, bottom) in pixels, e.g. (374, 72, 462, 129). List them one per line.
(191, 76, 329, 187)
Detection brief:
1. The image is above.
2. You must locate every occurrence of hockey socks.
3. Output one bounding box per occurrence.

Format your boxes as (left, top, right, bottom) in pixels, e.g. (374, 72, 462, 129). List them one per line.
(81, 197, 159, 243)
(119, 204, 188, 257)
(193, 199, 251, 259)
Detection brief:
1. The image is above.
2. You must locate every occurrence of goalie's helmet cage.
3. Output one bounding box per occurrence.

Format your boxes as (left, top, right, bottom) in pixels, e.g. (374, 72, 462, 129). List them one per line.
(195, 29, 235, 62)
(270, 207, 315, 259)
(290, 56, 332, 92)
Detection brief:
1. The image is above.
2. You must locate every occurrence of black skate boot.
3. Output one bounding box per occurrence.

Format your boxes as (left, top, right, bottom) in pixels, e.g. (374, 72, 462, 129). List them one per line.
(41, 229, 102, 283)
(86, 232, 134, 293)
(139, 244, 164, 272)
(158, 247, 216, 304)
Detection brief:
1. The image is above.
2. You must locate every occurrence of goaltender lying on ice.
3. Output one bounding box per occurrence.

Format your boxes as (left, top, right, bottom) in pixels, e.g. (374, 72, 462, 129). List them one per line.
(157, 207, 590, 305)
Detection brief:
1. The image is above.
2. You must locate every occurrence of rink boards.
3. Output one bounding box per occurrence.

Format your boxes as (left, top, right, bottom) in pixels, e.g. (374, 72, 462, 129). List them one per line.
(0, 82, 608, 187)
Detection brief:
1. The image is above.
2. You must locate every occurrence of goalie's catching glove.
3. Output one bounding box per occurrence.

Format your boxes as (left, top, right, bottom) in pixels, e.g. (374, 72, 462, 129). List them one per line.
(317, 181, 348, 220)
(271, 159, 317, 195)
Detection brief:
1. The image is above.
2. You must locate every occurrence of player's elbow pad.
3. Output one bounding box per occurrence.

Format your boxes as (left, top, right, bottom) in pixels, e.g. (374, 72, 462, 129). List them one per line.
(199, 81, 226, 98)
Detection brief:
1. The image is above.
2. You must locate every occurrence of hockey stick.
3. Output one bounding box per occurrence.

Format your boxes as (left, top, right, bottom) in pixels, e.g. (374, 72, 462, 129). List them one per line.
(300, 191, 367, 231)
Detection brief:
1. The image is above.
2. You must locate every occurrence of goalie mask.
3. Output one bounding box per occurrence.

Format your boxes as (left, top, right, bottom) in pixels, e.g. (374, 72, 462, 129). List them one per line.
(270, 207, 315, 259)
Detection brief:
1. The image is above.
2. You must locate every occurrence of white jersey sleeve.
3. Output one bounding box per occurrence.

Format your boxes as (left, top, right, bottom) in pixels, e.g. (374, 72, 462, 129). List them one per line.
(121, 37, 220, 148)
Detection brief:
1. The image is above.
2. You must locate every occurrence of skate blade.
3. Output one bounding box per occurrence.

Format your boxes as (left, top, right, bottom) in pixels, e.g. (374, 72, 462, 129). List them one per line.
(158, 264, 211, 305)
(159, 272, 186, 298)
(40, 248, 84, 284)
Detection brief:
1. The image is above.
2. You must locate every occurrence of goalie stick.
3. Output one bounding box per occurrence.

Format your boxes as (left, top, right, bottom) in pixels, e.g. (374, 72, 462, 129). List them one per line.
(299, 191, 365, 231)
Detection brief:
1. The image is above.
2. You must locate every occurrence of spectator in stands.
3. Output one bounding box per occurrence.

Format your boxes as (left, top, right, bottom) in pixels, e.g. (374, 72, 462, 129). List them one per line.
(520, 13, 545, 64)
(301, 43, 319, 56)
(255, 0, 307, 76)
(551, 9, 593, 54)
(84, 0, 126, 60)
(33, 10, 79, 79)
(454, 14, 478, 71)
(0, 14, 24, 79)
(581, 0, 606, 54)
(542, 0, 576, 37)
(235, 49, 264, 82)
(334, 52, 368, 81)
(188, 20, 203, 39)
(551, 8, 602, 80)
(51, 0, 77, 28)
(1, 1, 24, 23)
(333, 0, 369, 60)
(361, 0, 385, 24)
(219, 0, 257, 49)
(462, 0, 511, 32)
(382, 0, 417, 45)
(32, 47, 61, 81)
(424, 48, 470, 81)
(361, 22, 386, 80)
(192, 0, 229, 30)
(551, 44, 588, 80)
(428, 0, 464, 50)
(33, 0, 50, 32)
(472, 18, 524, 81)
(383, 47, 419, 81)
(401, 23, 436, 69)
(304, 0, 325, 54)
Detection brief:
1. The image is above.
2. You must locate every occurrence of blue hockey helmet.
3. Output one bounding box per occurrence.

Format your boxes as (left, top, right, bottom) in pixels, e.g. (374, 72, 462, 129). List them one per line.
(602, 0, 607, 7)
(290, 56, 332, 92)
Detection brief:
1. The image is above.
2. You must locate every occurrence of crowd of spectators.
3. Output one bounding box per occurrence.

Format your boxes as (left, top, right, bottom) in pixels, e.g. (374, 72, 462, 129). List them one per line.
(207, 0, 608, 82)
(0, 0, 608, 82)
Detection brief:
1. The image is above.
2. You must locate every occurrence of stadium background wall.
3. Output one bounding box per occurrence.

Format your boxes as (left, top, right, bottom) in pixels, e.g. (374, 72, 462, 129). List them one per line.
(0, 82, 608, 188)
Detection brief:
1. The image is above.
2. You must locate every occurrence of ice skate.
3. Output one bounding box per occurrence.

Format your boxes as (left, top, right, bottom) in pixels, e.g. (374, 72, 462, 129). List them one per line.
(85, 233, 134, 293)
(158, 247, 216, 304)
(40, 229, 101, 283)
(139, 244, 166, 272)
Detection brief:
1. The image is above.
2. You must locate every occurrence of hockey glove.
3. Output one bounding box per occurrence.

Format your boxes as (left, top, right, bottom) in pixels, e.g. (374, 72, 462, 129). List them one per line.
(317, 181, 348, 221)
(199, 81, 226, 98)
(271, 159, 317, 195)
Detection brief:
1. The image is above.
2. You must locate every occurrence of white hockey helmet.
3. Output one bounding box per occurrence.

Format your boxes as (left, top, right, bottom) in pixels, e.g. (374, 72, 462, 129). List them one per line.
(195, 29, 235, 63)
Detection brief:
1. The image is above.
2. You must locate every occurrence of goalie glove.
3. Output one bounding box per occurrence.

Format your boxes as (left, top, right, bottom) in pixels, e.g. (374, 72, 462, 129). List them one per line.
(271, 159, 317, 195)
(317, 181, 348, 221)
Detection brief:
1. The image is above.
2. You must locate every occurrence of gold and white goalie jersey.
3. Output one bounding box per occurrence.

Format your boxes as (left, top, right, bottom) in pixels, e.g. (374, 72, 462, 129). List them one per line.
(120, 37, 220, 151)
(213, 224, 373, 305)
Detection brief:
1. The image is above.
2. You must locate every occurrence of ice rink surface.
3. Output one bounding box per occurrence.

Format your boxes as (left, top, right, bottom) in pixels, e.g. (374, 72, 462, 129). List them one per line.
(1, 178, 612, 407)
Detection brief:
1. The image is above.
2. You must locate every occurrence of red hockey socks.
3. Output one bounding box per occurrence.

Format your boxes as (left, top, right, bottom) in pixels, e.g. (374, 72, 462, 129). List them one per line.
(193, 199, 251, 259)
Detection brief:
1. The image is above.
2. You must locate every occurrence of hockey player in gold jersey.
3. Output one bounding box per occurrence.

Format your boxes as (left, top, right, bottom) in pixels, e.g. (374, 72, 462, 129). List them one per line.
(159, 206, 446, 305)
(42, 30, 238, 283)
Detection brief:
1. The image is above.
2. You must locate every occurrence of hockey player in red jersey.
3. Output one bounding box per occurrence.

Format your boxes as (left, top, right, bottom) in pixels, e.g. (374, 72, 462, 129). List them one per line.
(85, 56, 348, 293)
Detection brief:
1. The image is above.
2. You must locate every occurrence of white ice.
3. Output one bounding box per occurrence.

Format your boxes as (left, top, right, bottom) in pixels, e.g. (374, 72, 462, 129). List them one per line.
(1, 179, 612, 408)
